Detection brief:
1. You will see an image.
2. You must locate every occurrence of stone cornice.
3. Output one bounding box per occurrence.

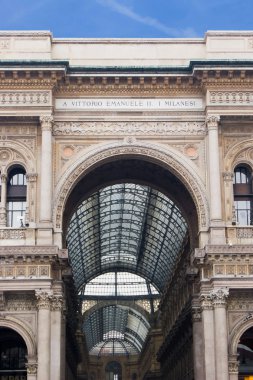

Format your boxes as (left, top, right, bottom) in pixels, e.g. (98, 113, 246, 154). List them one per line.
(0, 246, 68, 261)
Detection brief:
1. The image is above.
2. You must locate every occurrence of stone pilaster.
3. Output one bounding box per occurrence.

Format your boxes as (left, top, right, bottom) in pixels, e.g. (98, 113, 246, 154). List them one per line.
(211, 288, 229, 380)
(206, 115, 222, 222)
(192, 306, 205, 380)
(39, 115, 53, 223)
(223, 171, 235, 224)
(36, 289, 52, 380)
(200, 293, 216, 380)
(26, 173, 37, 225)
(228, 355, 239, 380)
(51, 295, 63, 380)
(0, 174, 7, 226)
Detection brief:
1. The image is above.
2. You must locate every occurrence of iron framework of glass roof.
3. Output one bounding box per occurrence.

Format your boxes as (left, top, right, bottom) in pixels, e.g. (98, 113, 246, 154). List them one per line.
(66, 183, 188, 356)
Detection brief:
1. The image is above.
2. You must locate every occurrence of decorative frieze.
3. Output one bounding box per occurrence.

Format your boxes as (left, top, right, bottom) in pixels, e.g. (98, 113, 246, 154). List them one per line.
(0, 264, 51, 278)
(0, 91, 51, 106)
(208, 91, 253, 105)
(53, 121, 206, 136)
(236, 227, 253, 238)
(5, 293, 36, 311)
(0, 229, 26, 240)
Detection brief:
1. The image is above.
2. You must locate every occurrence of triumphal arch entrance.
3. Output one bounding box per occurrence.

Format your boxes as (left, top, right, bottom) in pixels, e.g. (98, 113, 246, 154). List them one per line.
(1, 30, 253, 380)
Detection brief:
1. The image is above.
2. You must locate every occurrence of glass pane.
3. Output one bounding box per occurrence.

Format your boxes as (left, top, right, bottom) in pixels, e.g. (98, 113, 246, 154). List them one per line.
(7, 201, 26, 227)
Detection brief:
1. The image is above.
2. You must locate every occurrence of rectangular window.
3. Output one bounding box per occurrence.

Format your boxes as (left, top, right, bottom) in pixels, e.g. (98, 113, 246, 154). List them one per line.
(7, 201, 26, 228)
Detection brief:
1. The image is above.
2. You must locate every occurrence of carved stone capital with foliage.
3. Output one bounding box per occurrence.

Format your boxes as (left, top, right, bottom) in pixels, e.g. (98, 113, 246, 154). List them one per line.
(26, 361, 38, 374)
(51, 295, 63, 312)
(210, 287, 229, 307)
(200, 293, 213, 310)
(206, 114, 220, 131)
(40, 115, 53, 131)
(35, 289, 53, 310)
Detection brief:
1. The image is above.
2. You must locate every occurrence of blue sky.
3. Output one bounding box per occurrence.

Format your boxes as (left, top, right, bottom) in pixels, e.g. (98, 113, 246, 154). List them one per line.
(0, 0, 252, 38)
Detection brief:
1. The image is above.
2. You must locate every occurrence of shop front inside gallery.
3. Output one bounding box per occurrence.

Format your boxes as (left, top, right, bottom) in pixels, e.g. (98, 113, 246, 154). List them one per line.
(1, 30, 253, 380)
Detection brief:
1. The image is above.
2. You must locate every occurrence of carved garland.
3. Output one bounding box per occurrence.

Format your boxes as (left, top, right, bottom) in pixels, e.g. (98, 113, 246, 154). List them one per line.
(53, 142, 209, 230)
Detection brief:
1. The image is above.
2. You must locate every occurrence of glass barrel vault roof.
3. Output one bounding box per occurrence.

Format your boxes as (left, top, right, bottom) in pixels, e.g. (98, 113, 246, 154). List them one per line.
(67, 183, 188, 292)
(66, 183, 188, 356)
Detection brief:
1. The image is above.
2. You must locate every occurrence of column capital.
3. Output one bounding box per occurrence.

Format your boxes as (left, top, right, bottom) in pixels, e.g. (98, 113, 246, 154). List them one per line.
(25, 360, 38, 375)
(223, 171, 234, 182)
(26, 173, 38, 182)
(35, 289, 53, 310)
(192, 306, 202, 322)
(200, 293, 213, 310)
(40, 115, 53, 131)
(228, 358, 239, 374)
(0, 173, 7, 183)
(210, 287, 229, 307)
(206, 114, 220, 130)
(51, 295, 63, 312)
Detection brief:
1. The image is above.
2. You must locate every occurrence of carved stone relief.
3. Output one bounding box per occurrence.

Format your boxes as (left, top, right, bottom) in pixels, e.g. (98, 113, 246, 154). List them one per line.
(0, 91, 51, 106)
(5, 293, 36, 311)
(53, 121, 206, 136)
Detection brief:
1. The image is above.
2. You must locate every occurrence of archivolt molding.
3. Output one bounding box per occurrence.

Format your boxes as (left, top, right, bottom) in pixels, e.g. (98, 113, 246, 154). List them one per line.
(0, 315, 36, 357)
(224, 139, 253, 171)
(229, 314, 253, 356)
(53, 140, 209, 231)
(0, 140, 36, 174)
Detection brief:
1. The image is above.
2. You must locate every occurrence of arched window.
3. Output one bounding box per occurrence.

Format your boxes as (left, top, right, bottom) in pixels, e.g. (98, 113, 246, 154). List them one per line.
(0, 327, 27, 378)
(238, 326, 253, 377)
(105, 361, 122, 380)
(7, 167, 27, 227)
(233, 165, 253, 225)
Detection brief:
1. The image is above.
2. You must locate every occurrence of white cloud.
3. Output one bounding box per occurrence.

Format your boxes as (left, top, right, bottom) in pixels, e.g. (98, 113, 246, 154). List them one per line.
(96, 0, 197, 37)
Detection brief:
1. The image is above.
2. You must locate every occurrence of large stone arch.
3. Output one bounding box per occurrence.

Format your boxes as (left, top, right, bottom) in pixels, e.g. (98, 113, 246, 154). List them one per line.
(53, 140, 209, 232)
(0, 315, 36, 358)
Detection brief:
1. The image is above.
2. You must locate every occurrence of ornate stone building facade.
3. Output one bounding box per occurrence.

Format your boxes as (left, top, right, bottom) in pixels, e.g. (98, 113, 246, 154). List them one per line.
(0, 30, 253, 380)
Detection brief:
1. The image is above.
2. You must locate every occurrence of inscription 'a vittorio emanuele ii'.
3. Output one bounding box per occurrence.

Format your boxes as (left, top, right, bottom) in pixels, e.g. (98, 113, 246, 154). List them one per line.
(55, 98, 203, 111)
